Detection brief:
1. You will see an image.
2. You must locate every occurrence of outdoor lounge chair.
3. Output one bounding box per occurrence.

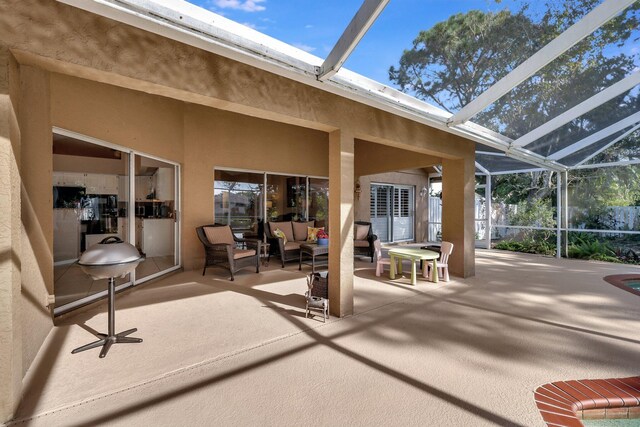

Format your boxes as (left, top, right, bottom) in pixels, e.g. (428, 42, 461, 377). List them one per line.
(354, 221, 377, 262)
(196, 224, 261, 280)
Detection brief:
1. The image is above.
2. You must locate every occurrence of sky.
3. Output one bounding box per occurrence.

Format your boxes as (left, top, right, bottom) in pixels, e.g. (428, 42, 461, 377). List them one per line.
(185, 0, 528, 84)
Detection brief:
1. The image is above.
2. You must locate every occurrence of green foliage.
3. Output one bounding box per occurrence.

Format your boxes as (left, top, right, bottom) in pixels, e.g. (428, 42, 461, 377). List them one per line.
(494, 236, 556, 256)
(511, 199, 555, 228)
(567, 234, 619, 262)
(390, 0, 640, 207)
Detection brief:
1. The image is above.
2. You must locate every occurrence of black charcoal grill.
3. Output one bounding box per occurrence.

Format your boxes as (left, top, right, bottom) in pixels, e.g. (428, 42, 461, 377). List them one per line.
(72, 236, 143, 358)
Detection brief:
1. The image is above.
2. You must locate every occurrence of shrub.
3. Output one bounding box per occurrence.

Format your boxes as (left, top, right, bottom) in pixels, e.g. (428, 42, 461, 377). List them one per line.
(568, 235, 619, 262)
(494, 237, 556, 256)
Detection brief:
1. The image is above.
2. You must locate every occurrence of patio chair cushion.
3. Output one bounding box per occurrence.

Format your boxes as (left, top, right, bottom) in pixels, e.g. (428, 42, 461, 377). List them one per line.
(354, 223, 369, 240)
(273, 228, 288, 244)
(284, 241, 301, 251)
(269, 221, 294, 242)
(293, 221, 314, 241)
(204, 226, 235, 246)
(233, 248, 256, 259)
(354, 240, 370, 248)
(306, 227, 324, 243)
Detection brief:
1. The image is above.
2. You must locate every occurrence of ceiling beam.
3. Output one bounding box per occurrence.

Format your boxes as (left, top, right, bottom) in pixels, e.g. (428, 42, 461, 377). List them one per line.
(574, 122, 640, 166)
(447, 0, 637, 126)
(316, 0, 389, 81)
(550, 111, 640, 160)
(512, 71, 640, 148)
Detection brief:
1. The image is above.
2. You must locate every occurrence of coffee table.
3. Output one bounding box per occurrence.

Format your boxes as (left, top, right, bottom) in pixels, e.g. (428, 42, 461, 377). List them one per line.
(299, 243, 329, 273)
(388, 247, 439, 285)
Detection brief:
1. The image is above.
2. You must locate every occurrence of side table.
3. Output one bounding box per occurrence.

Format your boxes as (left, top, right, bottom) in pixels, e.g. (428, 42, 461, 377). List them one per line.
(299, 243, 329, 273)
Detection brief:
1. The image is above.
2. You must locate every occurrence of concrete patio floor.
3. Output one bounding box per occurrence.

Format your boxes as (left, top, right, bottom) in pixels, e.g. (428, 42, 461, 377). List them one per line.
(6, 249, 640, 426)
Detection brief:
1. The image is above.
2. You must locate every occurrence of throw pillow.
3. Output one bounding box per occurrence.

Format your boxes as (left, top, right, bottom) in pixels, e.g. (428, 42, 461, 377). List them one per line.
(273, 228, 287, 244)
(307, 227, 325, 243)
(293, 221, 314, 241)
(354, 223, 369, 240)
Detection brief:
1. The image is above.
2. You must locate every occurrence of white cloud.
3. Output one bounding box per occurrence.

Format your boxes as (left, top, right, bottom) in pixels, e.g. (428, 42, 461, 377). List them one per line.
(213, 0, 266, 12)
(305, 24, 313, 29)
(292, 43, 316, 53)
(242, 21, 257, 29)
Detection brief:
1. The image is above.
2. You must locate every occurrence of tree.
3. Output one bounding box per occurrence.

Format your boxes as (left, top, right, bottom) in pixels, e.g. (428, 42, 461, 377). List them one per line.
(389, 0, 639, 203)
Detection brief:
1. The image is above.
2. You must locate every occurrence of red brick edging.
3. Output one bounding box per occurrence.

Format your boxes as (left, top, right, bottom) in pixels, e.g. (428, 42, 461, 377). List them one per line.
(535, 376, 640, 426)
(603, 274, 640, 298)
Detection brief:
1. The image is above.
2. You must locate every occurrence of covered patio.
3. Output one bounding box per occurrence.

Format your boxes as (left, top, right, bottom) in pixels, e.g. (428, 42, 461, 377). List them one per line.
(9, 250, 640, 426)
(2, 0, 640, 425)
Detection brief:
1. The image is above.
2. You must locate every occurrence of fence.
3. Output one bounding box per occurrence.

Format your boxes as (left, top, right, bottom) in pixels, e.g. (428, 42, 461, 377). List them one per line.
(428, 196, 640, 242)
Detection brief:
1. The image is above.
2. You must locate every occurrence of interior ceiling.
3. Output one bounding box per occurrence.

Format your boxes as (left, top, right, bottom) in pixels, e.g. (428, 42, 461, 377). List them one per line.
(53, 134, 121, 160)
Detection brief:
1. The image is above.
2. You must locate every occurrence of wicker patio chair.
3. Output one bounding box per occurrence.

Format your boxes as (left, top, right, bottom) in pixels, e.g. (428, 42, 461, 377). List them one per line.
(265, 220, 315, 268)
(305, 272, 329, 322)
(196, 223, 261, 281)
(354, 221, 377, 262)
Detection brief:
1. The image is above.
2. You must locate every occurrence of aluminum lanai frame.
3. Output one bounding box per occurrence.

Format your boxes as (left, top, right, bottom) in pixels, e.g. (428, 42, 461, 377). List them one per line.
(57, 0, 639, 256)
(57, 0, 637, 173)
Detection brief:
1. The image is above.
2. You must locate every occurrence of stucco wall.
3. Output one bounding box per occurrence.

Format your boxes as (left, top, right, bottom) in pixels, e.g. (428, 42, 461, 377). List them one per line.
(19, 65, 54, 378)
(0, 47, 23, 424)
(1, 0, 473, 161)
(49, 74, 328, 271)
(0, 1, 477, 420)
(182, 103, 328, 270)
(356, 169, 430, 242)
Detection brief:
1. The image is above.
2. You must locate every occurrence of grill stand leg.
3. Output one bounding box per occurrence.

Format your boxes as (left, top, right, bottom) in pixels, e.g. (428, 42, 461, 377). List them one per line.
(72, 277, 142, 358)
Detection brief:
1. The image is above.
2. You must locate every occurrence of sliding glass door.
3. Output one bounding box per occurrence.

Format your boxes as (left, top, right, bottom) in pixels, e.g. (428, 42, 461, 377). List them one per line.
(52, 129, 180, 315)
(213, 169, 329, 236)
(134, 154, 180, 281)
(370, 183, 415, 243)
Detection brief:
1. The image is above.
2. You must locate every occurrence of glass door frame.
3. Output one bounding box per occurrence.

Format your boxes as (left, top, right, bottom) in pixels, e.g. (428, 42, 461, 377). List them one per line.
(371, 182, 416, 243)
(132, 151, 181, 285)
(52, 127, 181, 316)
(214, 167, 329, 232)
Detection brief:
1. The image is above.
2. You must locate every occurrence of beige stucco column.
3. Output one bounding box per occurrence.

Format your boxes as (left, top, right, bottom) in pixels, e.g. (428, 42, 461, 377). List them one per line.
(0, 48, 23, 423)
(442, 156, 476, 278)
(328, 129, 354, 317)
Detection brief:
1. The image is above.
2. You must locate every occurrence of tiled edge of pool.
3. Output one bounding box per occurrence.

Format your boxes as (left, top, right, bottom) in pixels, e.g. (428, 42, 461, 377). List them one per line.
(535, 376, 640, 426)
(603, 275, 640, 298)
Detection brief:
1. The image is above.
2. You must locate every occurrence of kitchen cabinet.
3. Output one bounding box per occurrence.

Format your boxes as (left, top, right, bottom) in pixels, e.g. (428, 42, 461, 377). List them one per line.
(153, 168, 174, 201)
(117, 175, 128, 200)
(118, 217, 128, 240)
(140, 218, 174, 257)
(53, 172, 119, 195)
(135, 176, 153, 201)
(53, 172, 85, 187)
(87, 174, 118, 195)
(53, 209, 80, 262)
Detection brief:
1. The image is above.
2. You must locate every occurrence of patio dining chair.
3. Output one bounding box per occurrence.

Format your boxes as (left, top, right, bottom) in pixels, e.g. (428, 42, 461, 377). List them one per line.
(426, 241, 453, 282)
(374, 239, 393, 277)
(196, 224, 261, 281)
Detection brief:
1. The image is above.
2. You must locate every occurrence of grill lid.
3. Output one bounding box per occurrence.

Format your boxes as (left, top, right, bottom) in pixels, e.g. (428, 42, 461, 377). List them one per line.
(79, 236, 142, 266)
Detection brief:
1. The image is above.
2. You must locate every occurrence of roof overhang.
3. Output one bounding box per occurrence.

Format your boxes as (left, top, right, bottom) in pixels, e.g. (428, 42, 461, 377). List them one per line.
(57, 0, 567, 172)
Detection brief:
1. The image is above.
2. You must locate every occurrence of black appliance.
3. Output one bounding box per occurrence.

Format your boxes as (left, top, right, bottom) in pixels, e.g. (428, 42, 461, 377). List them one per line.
(53, 186, 86, 208)
(80, 194, 118, 234)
